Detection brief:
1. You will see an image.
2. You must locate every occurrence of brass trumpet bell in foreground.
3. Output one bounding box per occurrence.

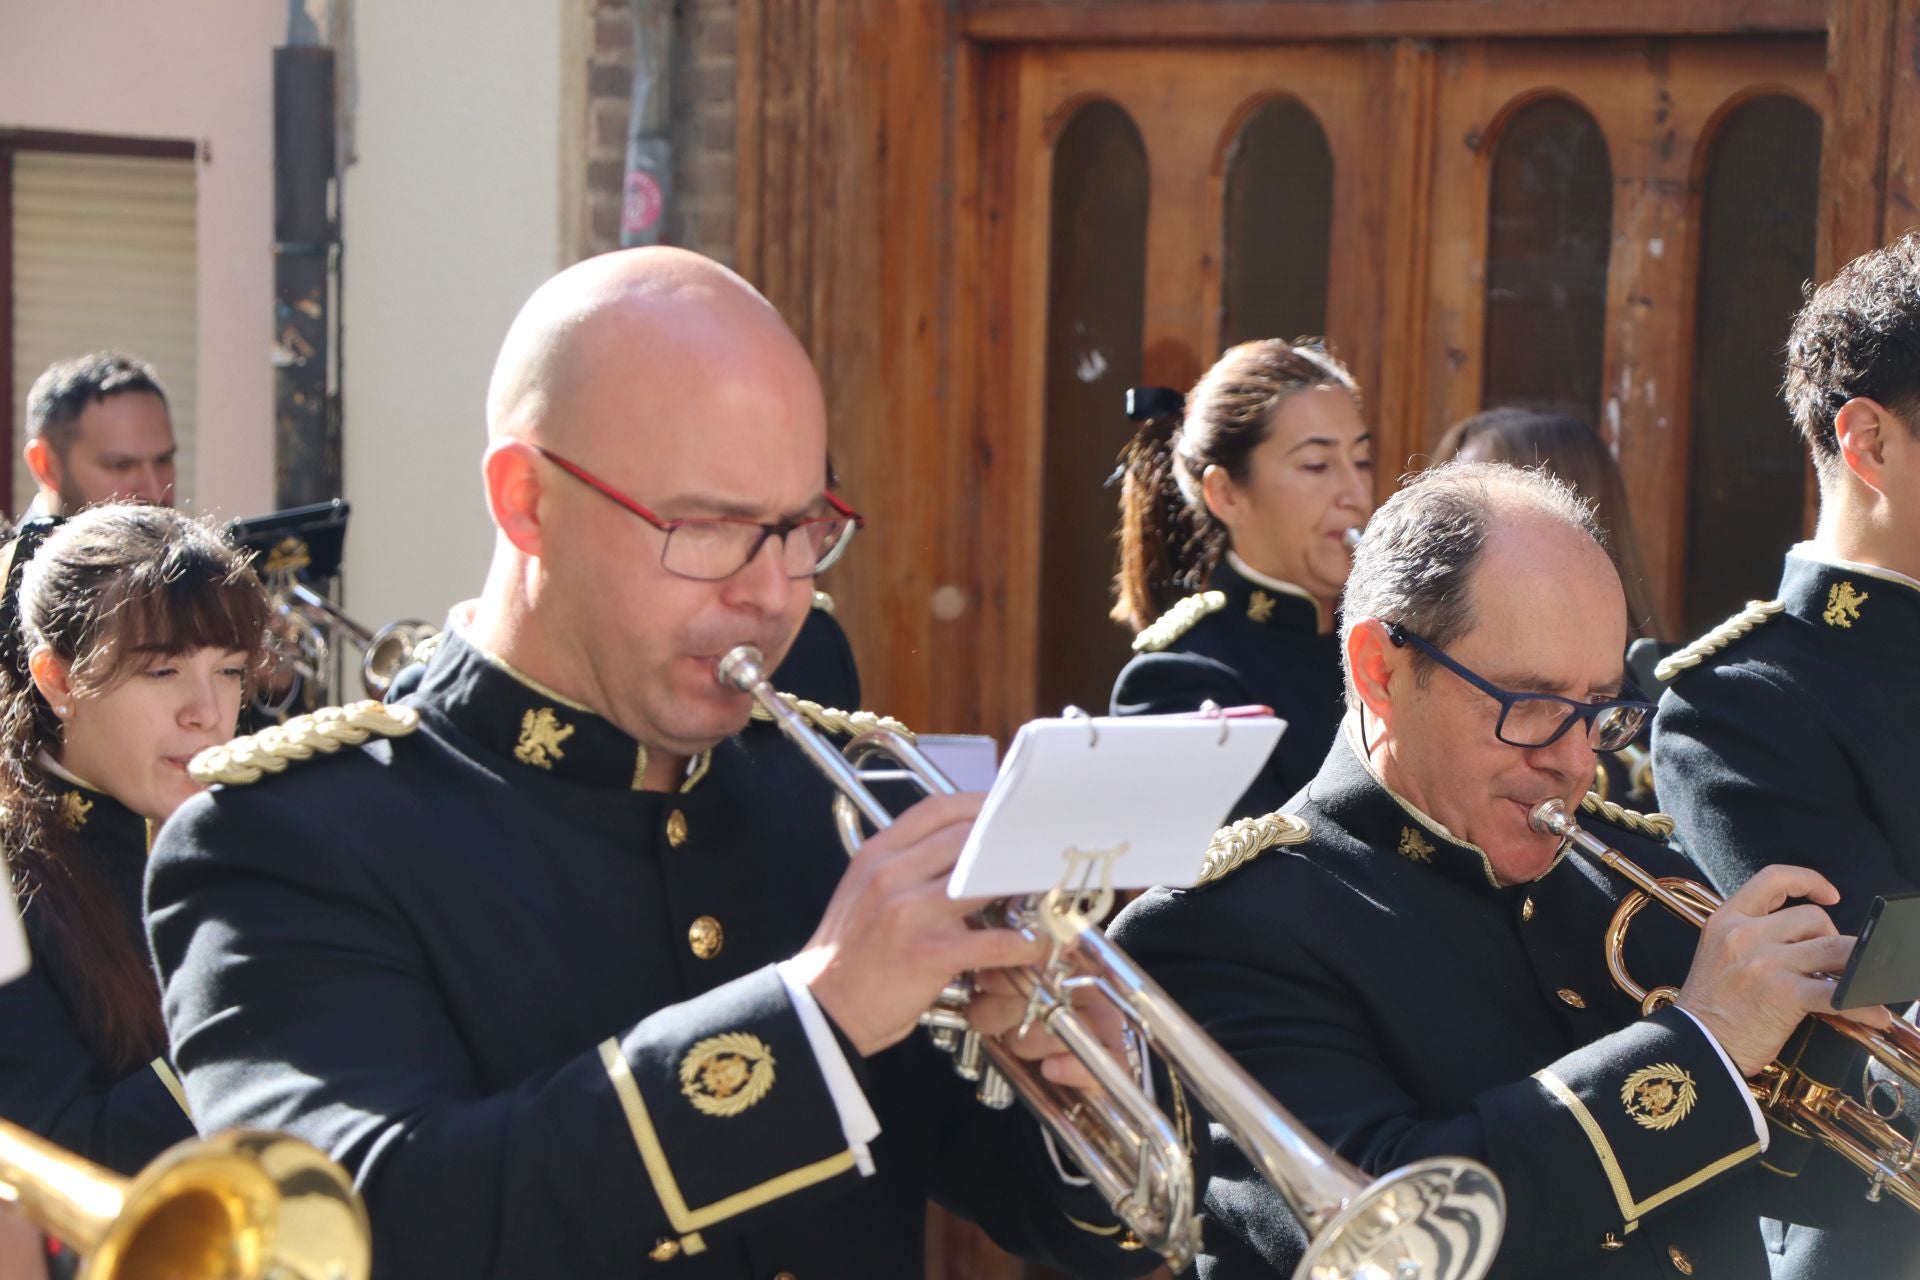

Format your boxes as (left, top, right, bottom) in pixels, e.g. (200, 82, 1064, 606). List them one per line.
(0, 1119, 370, 1280)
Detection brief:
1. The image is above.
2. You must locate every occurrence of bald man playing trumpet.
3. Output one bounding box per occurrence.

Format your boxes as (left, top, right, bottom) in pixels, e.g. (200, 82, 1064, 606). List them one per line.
(146, 250, 1157, 1279)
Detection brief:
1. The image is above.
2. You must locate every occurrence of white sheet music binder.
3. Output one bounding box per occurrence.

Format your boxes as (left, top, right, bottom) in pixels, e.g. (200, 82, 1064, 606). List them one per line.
(948, 708, 1285, 899)
(0, 864, 27, 986)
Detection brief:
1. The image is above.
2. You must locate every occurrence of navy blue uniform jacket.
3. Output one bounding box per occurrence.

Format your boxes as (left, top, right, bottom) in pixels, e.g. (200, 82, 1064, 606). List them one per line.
(147, 629, 1152, 1279)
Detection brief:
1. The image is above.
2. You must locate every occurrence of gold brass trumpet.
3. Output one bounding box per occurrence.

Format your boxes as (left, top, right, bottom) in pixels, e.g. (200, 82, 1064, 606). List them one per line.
(1530, 798, 1920, 1212)
(0, 1118, 370, 1280)
(721, 645, 1506, 1278)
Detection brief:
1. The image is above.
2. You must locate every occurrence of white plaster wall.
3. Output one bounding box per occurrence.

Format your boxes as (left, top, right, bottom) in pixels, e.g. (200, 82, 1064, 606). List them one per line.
(339, 0, 574, 631)
(0, 0, 281, 519)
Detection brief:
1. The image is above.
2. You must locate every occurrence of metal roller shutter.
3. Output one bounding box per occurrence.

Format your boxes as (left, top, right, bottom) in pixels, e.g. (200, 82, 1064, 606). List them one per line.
(9, 150, 196, 513)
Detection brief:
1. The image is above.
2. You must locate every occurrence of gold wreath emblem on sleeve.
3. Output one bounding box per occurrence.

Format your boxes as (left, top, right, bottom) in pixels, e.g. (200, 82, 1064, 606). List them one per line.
(1621, 1062, 1697, 1131)
(679, 1032, 777, 1118)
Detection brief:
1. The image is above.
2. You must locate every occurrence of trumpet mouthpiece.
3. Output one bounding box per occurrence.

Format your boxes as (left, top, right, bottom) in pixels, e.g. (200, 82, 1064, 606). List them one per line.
(1528, 798, 1572, 836)
(716, 645, 767, 692)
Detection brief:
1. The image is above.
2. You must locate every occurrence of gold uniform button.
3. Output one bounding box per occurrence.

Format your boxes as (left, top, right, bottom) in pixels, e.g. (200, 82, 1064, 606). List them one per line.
(689, 915, 724, 959)
(774, 1273, 798, 1280)
(650, 1237, 680, 1262)
(666, 809, 689, 848)
(1521, 896, 1535, 922)
(1557, 988, 1587, 1009)
(1668, 1244, 1693, 1274)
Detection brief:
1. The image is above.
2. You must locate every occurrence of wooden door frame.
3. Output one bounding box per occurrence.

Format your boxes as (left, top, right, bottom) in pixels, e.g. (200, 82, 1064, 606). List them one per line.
(737, 0, 1911, 748)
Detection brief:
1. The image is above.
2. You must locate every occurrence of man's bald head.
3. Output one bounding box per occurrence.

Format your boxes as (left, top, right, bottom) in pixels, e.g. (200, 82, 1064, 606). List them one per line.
(472, 248, 833, 765)
(484, 247, 822, 455)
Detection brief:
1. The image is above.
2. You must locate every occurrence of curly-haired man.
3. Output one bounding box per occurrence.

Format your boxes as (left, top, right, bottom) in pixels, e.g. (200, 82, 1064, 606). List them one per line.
(1655, 230, 1920, 1279)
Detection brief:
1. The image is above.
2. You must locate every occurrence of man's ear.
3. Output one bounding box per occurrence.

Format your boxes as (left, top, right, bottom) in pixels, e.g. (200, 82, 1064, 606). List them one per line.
(22, 438, 58, 493)
(1346, 617, 1399, 724)
(1834, 397, 1893, 495)
(483, 441, 546, 558)
(27, 647, 72, 718)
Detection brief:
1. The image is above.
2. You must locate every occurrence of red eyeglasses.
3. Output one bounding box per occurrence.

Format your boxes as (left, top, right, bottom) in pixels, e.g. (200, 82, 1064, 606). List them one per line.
(531, 445, 864, 581)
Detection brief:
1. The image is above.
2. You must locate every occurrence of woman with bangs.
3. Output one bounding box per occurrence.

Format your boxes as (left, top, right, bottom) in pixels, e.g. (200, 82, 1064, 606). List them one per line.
(1110, 340, 1374, 820)
(0, 504, 267, 1201)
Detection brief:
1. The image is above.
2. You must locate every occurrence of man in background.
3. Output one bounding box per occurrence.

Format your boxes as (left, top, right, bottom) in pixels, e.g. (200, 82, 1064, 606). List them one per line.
(17, 351, 177, 523)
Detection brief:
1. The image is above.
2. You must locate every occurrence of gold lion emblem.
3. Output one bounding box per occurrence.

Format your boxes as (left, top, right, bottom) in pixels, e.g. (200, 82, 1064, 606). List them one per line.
(680, 1032, 777, 1118)
(1621, 1062, 1697, 1131)
(1823, 581, 1868, 628)
(56, 791, 92, 832)
(1246, 590, 1276, 624)
(1397, 826, 1436, 863)
(513, 707, 575, 769)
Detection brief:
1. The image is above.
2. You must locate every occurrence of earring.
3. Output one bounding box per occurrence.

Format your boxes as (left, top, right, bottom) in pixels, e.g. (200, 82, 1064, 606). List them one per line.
(54, 703, 69, 718)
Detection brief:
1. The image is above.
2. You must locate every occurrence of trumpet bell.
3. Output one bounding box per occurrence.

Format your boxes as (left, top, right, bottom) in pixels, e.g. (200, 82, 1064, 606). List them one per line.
(361, 622, 438, 698)
(0, 1120, 370, 1280)
(1297, 1158, 1505, 1280)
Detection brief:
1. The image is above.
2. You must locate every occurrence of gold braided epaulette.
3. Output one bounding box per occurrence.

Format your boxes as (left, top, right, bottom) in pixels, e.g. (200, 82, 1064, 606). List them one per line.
(1192, 811, 1312, 887)
(190, 700, 422, 786)
(1579, 791, 1676, 840)
(749, 693, 913, 741)
(1654, 599, 1784, 683)
(1132, 591, 1227, 653)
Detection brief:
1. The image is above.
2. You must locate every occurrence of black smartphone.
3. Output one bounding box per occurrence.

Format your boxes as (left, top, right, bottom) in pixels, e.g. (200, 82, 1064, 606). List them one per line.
(1831, 891, 1920, 1010)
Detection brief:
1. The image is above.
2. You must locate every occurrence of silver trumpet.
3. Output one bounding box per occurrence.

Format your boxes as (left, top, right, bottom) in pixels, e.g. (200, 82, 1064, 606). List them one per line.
(260, 583, 437, 715)
(719, 645, 1506, 1278)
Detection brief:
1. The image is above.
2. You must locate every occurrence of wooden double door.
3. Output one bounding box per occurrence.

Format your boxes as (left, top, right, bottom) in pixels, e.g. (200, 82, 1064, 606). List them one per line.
(974, 35, 1825, 724)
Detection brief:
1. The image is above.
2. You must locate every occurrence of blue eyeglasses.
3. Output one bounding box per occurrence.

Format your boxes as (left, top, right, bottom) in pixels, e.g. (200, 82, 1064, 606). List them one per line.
(1386, 622, 1653, 753)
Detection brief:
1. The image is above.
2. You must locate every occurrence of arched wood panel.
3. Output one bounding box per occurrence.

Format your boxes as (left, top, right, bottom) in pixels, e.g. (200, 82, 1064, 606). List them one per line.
(1421, 38, 1823, 634)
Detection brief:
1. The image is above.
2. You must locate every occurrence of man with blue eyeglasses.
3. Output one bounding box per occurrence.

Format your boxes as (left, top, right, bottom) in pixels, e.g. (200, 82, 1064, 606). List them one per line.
(1112, 461, 1890, 1279)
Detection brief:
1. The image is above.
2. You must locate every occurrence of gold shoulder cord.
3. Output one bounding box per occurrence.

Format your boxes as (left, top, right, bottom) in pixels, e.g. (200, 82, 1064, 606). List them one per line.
(1192, 811, 1312, 887)
(1131, 592, 1229, 654)
(1578, 791, 1676, 841)
(748, 693, 914, 742)
(1654, 600, 1784, 683)
(190, 701, 422, 786)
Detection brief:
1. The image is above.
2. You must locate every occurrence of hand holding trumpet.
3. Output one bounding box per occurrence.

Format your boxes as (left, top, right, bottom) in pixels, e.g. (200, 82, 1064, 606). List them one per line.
(1675, 864, 1893, 1077)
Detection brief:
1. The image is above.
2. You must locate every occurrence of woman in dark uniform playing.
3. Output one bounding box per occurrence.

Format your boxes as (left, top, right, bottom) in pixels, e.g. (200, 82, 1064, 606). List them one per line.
(1109, 339, 1372, 819)
(0, 505, 267, 1195)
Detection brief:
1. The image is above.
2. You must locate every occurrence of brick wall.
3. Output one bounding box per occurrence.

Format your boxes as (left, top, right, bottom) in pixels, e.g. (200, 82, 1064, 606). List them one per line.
(583, 0, 738, 264)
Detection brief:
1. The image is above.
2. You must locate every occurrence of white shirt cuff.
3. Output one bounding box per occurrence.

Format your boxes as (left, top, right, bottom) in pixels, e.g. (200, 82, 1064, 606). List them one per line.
(776, 960, 882, 1175)
(1675, 1006, 1769, 1152)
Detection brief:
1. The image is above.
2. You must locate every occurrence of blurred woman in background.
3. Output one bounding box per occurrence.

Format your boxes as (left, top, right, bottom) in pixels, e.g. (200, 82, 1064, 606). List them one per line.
(1110, 339, 1372, 819)
(0, 505, 266, 1200)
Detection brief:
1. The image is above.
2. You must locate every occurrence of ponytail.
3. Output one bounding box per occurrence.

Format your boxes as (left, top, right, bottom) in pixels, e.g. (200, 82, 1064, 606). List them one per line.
(1110, 390, 1220, 632)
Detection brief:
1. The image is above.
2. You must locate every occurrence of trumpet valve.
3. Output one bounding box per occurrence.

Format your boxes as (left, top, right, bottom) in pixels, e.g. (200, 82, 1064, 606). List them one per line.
(976, 1066, 1016, 1111)
(953, 1030, 987, 1082)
